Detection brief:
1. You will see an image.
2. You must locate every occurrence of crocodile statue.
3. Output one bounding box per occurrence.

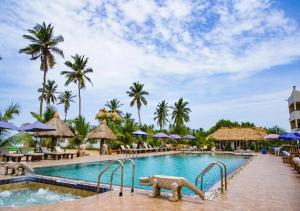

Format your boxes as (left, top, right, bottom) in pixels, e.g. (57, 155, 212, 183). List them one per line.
(139, 175, 205, 202)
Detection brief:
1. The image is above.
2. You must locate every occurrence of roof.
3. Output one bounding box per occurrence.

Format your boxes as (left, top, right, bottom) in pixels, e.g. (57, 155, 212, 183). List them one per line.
(35, 113, 74, 138)
(87, 120, 117, 140)
(208, 127, 267, 141)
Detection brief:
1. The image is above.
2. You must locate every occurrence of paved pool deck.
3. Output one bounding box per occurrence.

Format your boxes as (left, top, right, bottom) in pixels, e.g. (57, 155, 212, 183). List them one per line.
(1, 153, 300, 210)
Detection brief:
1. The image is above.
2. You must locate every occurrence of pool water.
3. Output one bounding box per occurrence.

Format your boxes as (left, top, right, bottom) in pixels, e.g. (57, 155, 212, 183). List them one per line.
(0, 187, 81, 207)
(34, 153, 250, 195)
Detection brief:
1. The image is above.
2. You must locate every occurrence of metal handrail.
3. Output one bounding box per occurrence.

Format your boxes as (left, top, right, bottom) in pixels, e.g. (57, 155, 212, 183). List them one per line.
(97, 159, 124, 196)
(216, 161, 227, 190)
(195, 161, 227, 193)
(121, 158, 135, 193)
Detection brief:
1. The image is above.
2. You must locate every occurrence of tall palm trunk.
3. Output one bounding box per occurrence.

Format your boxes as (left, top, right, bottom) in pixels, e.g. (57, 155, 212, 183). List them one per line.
(64, 109, 67, 121)
(39, 70, 47, 115)
(137, 108, 141, 126)
(78, 83, 81, 117)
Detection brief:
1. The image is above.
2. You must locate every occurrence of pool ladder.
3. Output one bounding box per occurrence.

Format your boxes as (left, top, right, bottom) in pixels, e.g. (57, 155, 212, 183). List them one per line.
(97, 158, 135, 197)
(195, 161, 227, 193)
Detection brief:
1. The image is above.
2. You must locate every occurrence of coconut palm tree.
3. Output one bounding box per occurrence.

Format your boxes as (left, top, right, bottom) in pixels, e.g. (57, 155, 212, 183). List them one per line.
(19, 22, 64, 115)
(126, 82, 149, 125)
(58, 91, 76, 120)
(31, 106, 57, 123)
(171, 98, 191, 129)
(70, 116, 90, 156)
(38, 80, 58, 106)
(61, 54, 93, 116)
(105, 99, 123, 115)
(154, 100, 169, 130)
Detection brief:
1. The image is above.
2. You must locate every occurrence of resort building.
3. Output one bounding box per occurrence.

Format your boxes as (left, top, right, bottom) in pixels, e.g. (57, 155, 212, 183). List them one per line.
(288, 86, 300, 131)
(209, 127, 267, 150)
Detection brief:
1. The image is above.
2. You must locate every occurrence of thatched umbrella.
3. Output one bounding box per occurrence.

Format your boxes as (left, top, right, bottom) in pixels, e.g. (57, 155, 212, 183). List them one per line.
(35, 113, 74, 151)
(95, 108, 109, 120)
(87, 119, 116, 154)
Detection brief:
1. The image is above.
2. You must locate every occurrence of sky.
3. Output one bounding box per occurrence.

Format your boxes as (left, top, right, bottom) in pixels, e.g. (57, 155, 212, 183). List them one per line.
(0, 0, 300, 131)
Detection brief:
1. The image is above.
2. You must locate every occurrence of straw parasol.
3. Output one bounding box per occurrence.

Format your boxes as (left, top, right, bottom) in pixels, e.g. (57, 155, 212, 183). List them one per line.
(87, 119, 116, 154)
(35, 113, 74, 151)
(95, 108, 109, 120)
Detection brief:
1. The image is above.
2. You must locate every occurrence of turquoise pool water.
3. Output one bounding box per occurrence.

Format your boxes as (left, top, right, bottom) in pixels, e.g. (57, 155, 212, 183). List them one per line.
(0, 187, 81, 207)
(34, 153, 250, 195)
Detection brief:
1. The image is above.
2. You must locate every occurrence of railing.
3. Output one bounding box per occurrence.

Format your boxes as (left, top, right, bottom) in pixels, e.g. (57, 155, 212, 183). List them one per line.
(97, 159, 124, 196)
(195, 161, 227, 193)
(97, 158, 135, 196)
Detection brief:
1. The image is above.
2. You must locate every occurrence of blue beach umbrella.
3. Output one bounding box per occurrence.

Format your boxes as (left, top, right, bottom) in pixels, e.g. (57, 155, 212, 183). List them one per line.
(132, 130, 148, 137)
(153, 133, 169, 139)
(0, 120, 19, 130)
(182, 134, 196, 139)
(169, 134, 181, 140)
(19, 121, 55, 132)
(279, 132, 300, 141)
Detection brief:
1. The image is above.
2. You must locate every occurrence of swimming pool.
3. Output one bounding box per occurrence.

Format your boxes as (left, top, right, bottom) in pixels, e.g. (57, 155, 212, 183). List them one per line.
(34, 153, 250, 195)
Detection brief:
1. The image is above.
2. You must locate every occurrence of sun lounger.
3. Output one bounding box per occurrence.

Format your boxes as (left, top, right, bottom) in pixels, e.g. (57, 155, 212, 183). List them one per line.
(148, 145, 158, 152)
(120, 145, 133, 154)
(20, 147, 43, 161)
(128, 144, 141, 153)
(55, 146, 76, 159)
(0, 147, 24, 162)
(40, 147, 63, 160)
(142, 143, 154, 152)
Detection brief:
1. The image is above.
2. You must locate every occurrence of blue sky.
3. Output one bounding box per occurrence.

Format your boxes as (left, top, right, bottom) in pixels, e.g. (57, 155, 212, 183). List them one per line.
(0, 0, 300, 130)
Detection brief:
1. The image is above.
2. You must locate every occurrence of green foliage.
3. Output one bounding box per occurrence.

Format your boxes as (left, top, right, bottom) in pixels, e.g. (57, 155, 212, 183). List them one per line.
(265, 125, 286, 134)
(31, 106, 57, 123)
(126, 82, 149, 125)
(38, 80, 58, 106)
(19, 22, 64, 115)
(105, 99, 123, 116)
(0, 103, 21, 145)
(69, 115, 91, 149)
(207, 119, 256, 135)
(154, 100, 169, 130)
(62, 54, 93, 116)
(58, 90, 76, 120)
(0, 133, 34, 148)
(171, 98, 191, 131)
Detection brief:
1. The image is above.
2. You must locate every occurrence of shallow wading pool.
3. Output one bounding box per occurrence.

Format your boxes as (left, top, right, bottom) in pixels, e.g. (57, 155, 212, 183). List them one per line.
(0, 182, 94, 207)
(34, 153, 251, 195)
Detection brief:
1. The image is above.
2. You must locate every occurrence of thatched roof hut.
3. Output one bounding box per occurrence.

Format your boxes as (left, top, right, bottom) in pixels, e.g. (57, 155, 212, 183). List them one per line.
(87, 120, 116, 140)
(209, 127, 267, 141)
(209, 127, 267, 150)
(35, 113, 74, 138)
(87, 120, 116, 155)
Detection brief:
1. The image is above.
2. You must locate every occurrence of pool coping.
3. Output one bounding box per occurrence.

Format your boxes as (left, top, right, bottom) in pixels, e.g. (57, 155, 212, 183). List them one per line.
(29, 152, 255, 200)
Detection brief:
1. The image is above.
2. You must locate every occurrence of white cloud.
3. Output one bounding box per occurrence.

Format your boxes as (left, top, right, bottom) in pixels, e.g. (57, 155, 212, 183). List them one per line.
(0, 0, 299, 129)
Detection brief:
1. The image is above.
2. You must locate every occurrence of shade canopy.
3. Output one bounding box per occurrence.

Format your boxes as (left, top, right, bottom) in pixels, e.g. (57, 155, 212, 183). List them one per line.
(279, 132, 300, 141)
(0, 120, 19, 130)
(87, 120, 116, 140)
(132, 130, 148, 136)
(169, 134, 181, 139)
(182, 134, 196, 139)
(19, 121, 55, 132)
(153, 133, 169, 138)
(35, 113, 74, 138)
(264, 134, 279, 140)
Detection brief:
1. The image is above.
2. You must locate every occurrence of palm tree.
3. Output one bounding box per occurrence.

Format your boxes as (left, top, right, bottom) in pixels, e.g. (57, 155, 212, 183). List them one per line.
(31, 106, 57, 123)
(126, 82, 149, 125)
(105, 99, 123, 115)
(266, 126, 286, 134)
(58, 91, 76, 120)
(70, 116, 90, 156)
(38, 80, 58, 106)
(19, 22, 64, 115)
(0, 103, 20, 121)
(61, 54, 93, 116)
(171, 98, 191, 129)
(154, 100, 169, 130)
